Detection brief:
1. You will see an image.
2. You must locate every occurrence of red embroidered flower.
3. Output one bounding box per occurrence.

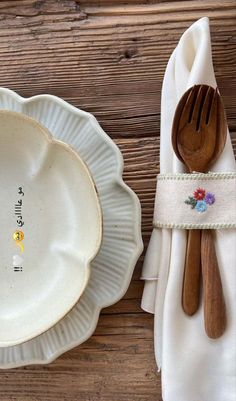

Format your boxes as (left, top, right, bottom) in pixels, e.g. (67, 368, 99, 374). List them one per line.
(193, 187, 206, 200)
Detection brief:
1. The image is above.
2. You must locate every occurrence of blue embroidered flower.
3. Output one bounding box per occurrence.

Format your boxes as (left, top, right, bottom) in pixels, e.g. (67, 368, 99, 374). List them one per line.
(205, 192, 215, 205)
(195, 200, 207, 213)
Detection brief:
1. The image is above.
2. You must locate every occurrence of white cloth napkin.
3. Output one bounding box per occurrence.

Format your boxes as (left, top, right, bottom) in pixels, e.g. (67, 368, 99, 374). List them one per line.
(141, 17, 236, 401)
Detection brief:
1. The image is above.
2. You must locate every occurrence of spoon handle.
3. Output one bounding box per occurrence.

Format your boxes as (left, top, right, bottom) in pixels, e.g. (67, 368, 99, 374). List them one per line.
(182, 229, 201, 315)
(201, 229, 226, 339)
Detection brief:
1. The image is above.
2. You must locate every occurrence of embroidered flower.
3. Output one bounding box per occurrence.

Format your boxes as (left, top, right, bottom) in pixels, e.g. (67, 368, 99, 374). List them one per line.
(205, 192, 215, 205)
(195, 200, 207, 213)
(193, 187, 206, 200)
(185, 187, 215, 213)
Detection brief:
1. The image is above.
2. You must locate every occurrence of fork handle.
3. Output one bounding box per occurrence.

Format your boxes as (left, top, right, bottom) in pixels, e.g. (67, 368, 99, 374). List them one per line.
(182, 229, 201, 316)
(201, 229, 226, 339)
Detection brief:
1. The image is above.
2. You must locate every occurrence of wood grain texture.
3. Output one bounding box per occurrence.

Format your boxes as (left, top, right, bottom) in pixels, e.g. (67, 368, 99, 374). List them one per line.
(173, 84, 228, 324)
(0, 1, 235, 400)
(182, 229, 202, 315)
(201, 229, 227, 339)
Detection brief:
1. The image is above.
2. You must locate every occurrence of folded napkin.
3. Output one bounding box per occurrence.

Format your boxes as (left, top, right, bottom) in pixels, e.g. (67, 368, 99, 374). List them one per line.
(141, 17, 236, 401)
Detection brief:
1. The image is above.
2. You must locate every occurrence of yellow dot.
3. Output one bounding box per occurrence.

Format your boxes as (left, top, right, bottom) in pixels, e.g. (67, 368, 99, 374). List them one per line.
(13, 230, 24, 242)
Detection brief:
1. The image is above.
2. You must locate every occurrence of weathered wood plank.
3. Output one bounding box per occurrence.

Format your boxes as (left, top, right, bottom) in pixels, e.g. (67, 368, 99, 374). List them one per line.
(0, 335, 160, 401)
(0, 1, 235, 135)
(0, 1, 235, 401)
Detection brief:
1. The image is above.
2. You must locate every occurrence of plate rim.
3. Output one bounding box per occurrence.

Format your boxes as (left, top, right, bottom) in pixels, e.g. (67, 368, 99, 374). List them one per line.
(0, 87, 143, 368)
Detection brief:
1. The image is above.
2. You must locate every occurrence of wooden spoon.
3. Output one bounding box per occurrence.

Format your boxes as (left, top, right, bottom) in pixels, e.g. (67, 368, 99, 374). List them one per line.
(172, 84, 227, 338)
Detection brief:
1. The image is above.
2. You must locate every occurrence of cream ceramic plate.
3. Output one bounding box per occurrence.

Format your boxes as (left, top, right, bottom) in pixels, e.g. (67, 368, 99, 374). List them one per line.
(0, 88, 143, 367)
(0, 110, 102, 347)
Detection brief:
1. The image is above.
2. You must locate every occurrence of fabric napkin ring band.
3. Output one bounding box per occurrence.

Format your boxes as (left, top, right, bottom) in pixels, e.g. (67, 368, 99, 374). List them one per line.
(153, 172, 236, 229)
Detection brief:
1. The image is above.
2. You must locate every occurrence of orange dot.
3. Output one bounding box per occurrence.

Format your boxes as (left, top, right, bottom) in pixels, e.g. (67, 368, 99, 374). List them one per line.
(13, 230, 24, 242)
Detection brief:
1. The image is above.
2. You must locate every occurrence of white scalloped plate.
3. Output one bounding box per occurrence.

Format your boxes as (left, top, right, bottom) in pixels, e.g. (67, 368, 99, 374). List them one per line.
(0, 110, 102, 347)
(0, 87, 143, 368)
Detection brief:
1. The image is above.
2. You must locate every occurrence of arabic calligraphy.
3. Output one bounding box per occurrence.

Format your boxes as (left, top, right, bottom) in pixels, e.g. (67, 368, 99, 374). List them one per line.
(13, 187, 25, 271)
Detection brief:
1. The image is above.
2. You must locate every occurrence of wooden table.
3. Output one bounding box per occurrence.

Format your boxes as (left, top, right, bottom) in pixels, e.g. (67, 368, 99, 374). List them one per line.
(0, 1, 235, 400)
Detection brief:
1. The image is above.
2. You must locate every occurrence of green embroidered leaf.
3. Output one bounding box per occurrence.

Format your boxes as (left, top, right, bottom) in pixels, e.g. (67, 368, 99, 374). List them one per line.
(184, 196, 197, 208)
